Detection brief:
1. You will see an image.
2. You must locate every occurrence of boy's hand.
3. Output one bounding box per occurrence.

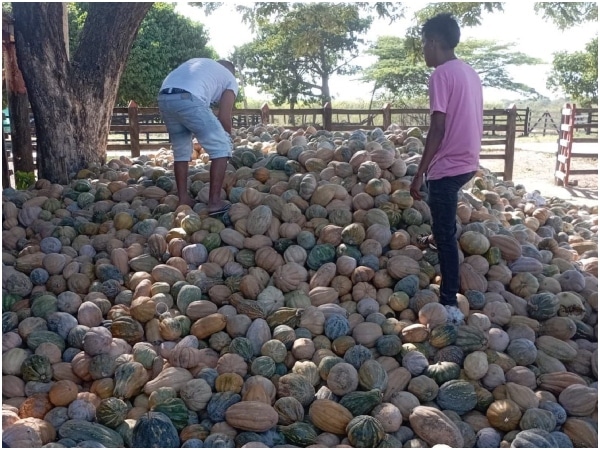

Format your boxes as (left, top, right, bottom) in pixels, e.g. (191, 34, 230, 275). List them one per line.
(410, 174, 423, 201)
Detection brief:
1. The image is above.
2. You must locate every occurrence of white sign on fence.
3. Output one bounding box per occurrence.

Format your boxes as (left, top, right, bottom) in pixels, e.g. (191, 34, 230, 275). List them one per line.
(574, 113, 588, 124)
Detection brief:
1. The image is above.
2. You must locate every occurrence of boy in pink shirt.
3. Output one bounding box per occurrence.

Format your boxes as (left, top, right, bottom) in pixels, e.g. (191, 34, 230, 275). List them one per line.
(409, 13, 483, 323)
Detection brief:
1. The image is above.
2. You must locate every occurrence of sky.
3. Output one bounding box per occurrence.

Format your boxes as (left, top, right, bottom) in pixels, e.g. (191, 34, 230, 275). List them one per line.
(175, 1, 598, 104)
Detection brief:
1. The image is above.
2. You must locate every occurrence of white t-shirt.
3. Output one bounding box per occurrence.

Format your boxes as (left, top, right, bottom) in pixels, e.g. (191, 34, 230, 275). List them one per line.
(160, 58, 238, 104)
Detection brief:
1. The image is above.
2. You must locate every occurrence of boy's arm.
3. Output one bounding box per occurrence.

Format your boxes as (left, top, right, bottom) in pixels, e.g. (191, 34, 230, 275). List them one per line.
(217, 90, 236, 135)
(410, 111, 446, 200)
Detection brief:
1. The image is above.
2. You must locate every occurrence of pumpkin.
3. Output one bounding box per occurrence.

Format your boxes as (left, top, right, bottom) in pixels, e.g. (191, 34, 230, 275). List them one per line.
(308, 399, 353, 434)
(345, 415, 386, 448)
(326, 362, 358, 396)
(486, 399, 522, 431)
(436, 379, 477, 415)
(409, 406, 464, 447)
(225, 401, 279, 432)
(131, 412, 179, 448)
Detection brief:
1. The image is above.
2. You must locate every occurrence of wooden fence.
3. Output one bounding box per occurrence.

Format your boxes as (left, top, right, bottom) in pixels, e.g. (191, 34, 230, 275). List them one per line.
(6, 102, 519, 181)
(555, 104, 598, 186)
(105, 102, 517, 179)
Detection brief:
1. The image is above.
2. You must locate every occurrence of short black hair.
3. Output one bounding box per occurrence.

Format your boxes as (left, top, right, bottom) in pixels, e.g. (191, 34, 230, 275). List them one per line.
(217, 59, 236, 76)
(421, 13, 460, 50)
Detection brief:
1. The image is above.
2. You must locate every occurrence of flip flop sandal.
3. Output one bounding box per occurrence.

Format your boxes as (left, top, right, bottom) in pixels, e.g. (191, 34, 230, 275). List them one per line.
(207, 203, 231, 217)
(416, 234, 438, 251)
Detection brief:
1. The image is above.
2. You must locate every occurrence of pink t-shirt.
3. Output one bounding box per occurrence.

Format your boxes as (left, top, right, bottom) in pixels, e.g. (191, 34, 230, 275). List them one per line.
(426, 59, 483, 180)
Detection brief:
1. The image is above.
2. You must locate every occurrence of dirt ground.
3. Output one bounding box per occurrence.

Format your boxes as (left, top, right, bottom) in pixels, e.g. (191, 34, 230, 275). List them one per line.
(480, 142, 598, 208)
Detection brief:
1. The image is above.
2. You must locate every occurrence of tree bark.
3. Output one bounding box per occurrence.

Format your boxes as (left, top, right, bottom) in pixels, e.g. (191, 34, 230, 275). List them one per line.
(12, 2, 152, 184)
(2, 35, 35, 174)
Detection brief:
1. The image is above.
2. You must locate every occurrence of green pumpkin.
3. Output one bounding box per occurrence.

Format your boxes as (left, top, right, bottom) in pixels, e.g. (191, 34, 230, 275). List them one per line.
(155, 176, 174, 192)
(176, 284, 202, 315)
(132, 412, 179, 448)
(152, 398, 189, 431)
(21, 354, 53, 382)
(402, 207, 423, 226)
(235, 249, 256, 268)
(77, 192, 96, 209)
(456, 325, 488, 352)
(113, 361, 148, 399)
(339, 389, 383, 416)
(511, 429, 557, 448)
(425, 361, 461, 385)
(250, 356, 276, 378)
(307, 244, 336, 270)
(42, 197, 63, 213)
(96, 397, 128, 429)
(346, 415, 386, 448)
(26, 330, 65, 352)
(358, 360, 388, 391)
(136, 219, 158, 238)
(207, 392, 241, 423)
(429, 323, 458, 348)
(527, 292, 559, 320)
(436, 380, 477, 415)
(296, 230, 316, 250)
(273, 238, 294, 255)
(59, 419, 125, 447)
(335, 243, 362, 262)
(278, 422, 318, 447)
(30, 294, 58, 319)
(73, 179, 92, 192)
(229, 337, 255, 362)
(180, 213, 202, 234)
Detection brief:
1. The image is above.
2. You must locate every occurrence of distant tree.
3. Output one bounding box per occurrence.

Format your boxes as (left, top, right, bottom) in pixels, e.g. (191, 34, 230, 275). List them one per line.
(365, 37, 543, 100)
(547, 37, 598, 106)
(232, 3, 372, 106)
(68, 3, 216, 107)
(533, 2, 598, 30)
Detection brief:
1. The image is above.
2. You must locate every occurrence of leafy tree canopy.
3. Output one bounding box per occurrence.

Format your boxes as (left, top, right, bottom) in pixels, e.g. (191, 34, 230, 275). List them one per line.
(69, 2, 217, 106)
(233, 3, 373, 107)
(364, 36, 544, 102)
(547, 37, 598, 106)
(533, 2, 598, 30)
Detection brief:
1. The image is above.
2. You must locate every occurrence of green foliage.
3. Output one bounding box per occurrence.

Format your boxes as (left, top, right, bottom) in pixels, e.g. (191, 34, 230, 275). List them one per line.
(68, 3, 217, 106)
(547, 37, 598, 106)
(15, 171, 36, 190)
(364, 37, 543, 102)
(117, 3, 217, 106)
(233, 3, 372, 107)
(414, 2, 505, 26)
(533, 2, 598, 30)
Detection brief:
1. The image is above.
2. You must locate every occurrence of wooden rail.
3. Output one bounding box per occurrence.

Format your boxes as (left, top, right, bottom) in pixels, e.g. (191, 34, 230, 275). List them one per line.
(7, 102, 519, 182)
(555, 104, 599, 186)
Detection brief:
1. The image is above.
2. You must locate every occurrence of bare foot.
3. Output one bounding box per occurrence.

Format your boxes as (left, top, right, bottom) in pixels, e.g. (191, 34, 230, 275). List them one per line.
(178, 195, 195, 208)
(207, 201, 231, 215)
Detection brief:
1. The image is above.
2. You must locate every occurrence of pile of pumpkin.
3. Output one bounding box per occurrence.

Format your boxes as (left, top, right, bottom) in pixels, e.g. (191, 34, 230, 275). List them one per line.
(2, 123, 598, 448)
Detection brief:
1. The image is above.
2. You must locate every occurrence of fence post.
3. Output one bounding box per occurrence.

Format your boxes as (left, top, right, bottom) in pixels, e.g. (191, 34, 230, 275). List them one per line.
(524, 107, 530, 136)
(504, 104, 517, 181)
(382, 103, 392, 130)
(128, 100, 140, 158)
(323, 103, 332, 131)
(260, 103, 270, 125)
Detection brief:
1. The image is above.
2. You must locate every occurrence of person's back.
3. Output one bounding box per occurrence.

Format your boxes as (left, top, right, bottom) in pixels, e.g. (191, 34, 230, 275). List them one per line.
(161, 58, 238, 105)
(427, 59, 483, 180)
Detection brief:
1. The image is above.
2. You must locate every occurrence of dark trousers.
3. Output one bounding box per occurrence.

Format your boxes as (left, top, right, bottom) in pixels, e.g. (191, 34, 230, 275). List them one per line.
(426, 171, 475, 306)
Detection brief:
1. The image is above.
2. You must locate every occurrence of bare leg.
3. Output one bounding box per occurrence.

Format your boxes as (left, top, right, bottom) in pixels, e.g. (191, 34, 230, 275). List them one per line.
(174, 161, 195, 207)
(207, 157, 229, 212)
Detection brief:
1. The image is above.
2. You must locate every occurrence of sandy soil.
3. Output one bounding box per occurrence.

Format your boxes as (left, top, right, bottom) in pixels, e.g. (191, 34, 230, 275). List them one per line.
(480, 143, 598, 208)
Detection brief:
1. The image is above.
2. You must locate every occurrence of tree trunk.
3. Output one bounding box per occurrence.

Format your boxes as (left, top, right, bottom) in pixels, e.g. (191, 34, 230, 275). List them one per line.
(12, 2, 152, 184)
(2, 36, 35, 174)
(321, 73, 331, 106)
